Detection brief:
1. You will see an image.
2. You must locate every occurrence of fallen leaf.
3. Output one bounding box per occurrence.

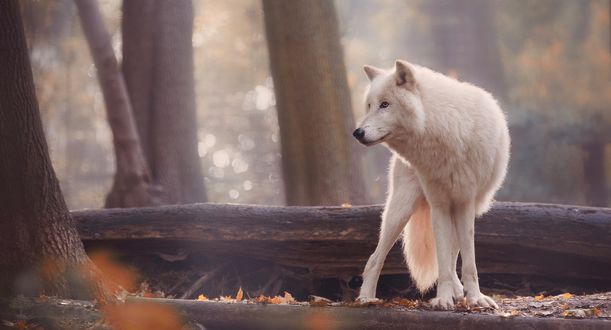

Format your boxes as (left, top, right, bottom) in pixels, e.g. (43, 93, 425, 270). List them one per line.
(534, 294, 545, 301)
(590, 307, 602, 317)
(497, 310, 520, 318)
(388, 298, 419, 309)
(562, 309, 587, 318)
(534, 310, 554, 316)
(560, 293, 573, 299)
(283, 291, 295, 304)
(236, 287, 244, 302)
(309, 295, 331, 307)
(341, 203, 352, 208)
(197, 294, 208, 301)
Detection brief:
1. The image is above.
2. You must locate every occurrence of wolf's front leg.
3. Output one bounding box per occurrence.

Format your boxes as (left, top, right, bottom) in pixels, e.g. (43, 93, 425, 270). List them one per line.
(429, 205, 455, 310)
(455, 201, 498, 309)
(358, 197, 419, 300)
(358, 164, 422, 301)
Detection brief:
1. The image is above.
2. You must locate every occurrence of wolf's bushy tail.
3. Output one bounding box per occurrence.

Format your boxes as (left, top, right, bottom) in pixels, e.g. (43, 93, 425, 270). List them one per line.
(402, 198, 438, 293)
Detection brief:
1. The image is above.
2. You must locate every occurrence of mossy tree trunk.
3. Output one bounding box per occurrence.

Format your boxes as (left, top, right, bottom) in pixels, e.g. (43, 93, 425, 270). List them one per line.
(122, 0, 207, 204)
(0, 0, 114, 299)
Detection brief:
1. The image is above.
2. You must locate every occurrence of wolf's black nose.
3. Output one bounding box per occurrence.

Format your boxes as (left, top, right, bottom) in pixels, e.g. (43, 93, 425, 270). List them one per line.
(353, 128, 365, 140)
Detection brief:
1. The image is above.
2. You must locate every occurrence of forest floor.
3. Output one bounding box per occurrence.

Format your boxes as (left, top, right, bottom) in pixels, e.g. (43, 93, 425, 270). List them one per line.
(1, 291, 609, 329)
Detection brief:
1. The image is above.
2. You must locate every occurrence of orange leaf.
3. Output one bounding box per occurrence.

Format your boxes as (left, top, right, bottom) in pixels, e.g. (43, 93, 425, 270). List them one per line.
(560, 293, 573, 299)
(534, 294, 545, 301)
(197, 294, 208, 301)
(236, 287, 244, 302)
(590, 307, 603, 317)
(283, 291, 295, 304)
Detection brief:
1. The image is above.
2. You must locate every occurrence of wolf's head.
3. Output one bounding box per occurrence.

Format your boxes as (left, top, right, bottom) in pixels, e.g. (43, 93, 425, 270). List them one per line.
(353, 60, 425, 146)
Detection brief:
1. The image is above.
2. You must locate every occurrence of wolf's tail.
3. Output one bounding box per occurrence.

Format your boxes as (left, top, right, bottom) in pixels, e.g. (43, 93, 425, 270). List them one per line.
(402, 198, 438, 293)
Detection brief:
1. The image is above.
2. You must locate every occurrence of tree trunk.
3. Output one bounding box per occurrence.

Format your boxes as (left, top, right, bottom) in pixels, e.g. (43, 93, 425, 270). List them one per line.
(74, 0, 158, 208)
(426, 0, 507, 101)
(122, 0, 206, 204)
(262, 0, 369, 206)
(582, 141, 608, 206)
(0, 0, 113, 299)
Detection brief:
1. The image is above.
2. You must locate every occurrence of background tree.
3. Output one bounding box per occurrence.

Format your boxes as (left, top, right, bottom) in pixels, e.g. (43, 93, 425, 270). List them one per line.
(425, 0, 507, 100)
(262, 0, 369, 206)
(0, 0, 112, 299)
(499, 0, 610, 206)
(122, 0, 206, 204)
(75, 0, 158, 208)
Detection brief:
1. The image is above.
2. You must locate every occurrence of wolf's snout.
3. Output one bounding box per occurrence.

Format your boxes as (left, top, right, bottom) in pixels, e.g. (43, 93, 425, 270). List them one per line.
(353, 128, 365, 141)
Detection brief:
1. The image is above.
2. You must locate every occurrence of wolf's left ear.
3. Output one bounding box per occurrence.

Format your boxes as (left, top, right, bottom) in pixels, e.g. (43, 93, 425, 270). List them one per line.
(395, 60, 416, 89)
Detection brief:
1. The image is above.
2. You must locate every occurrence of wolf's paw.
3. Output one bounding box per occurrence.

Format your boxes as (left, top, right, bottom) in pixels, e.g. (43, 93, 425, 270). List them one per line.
(356, 296, 381, 304)
(430, 296, 454, 310)
(452, 279, 464, 300)
(466, 293, 498, 309)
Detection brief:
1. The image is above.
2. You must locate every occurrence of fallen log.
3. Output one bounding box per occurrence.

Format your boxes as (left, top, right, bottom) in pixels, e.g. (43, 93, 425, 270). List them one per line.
(124, 297, 610, 330)
(72, 202, 611, 281)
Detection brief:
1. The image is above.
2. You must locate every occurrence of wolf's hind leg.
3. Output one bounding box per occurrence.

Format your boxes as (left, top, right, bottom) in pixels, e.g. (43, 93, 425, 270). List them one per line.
(456, 201, 498, 309)
(429, 205, 455, 310)
(451, 236, 464, 300)
(358, 161, 422, 301)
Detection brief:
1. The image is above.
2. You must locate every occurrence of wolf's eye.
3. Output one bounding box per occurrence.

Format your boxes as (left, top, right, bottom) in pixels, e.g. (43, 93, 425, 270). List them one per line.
(380, 101, 390, 109)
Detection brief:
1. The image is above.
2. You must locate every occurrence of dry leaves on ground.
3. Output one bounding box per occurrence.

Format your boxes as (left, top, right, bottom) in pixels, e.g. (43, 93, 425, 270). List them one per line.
(191, 290, 610, 320)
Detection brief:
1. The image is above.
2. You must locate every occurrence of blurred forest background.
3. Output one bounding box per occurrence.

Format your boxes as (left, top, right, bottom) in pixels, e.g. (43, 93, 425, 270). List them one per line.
(22, 0, 610, 209)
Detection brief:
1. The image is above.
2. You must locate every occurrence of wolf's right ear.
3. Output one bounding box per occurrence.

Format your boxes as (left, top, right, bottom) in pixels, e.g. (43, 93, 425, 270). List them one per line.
(363, 65, 384, 81)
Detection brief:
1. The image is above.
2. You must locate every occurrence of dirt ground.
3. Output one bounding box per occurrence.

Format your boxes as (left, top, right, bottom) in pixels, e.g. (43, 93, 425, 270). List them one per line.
(1, 292, 609, 329)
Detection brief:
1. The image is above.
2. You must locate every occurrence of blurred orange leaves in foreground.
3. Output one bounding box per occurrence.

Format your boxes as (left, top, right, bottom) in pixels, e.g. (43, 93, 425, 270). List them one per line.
(101, 303, 183, 330)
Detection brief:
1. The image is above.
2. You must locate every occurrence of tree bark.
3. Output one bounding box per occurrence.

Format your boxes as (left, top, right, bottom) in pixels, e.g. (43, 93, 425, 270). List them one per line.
(74, 0, 158, 208)
(0, 0, 112, 299)
(262, 0, 369, 206)
(426, 0, 507, 101)
(122, 0, 206, 204)
(73, 202, 611, 281)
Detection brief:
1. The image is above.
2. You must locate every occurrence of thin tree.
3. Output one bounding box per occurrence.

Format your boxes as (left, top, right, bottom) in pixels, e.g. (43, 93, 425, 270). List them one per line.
(74, 0, 158, 208)
(0, 0, 114, 299)
(262, 0, 369, 206)
(122, 0, 206, 204)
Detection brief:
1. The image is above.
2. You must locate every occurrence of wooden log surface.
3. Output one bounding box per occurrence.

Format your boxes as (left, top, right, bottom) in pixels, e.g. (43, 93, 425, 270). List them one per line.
(72, 202, 611, 280)
(126, 297, 611, 330)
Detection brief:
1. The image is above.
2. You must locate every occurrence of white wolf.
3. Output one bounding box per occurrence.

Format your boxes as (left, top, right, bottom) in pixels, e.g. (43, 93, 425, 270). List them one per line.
(353, 60, 510, 309)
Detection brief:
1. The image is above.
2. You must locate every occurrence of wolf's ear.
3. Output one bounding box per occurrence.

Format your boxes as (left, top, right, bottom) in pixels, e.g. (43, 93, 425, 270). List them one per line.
(395, 60, 416, 89)
(363, 65, 384, 81)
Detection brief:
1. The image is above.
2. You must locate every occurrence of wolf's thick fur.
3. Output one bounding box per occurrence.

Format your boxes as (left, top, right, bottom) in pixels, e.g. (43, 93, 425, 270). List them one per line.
(354, 60, 510, 309)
